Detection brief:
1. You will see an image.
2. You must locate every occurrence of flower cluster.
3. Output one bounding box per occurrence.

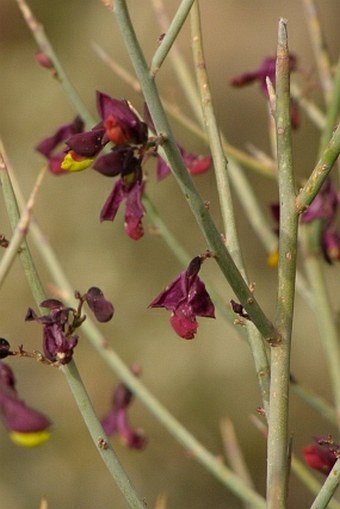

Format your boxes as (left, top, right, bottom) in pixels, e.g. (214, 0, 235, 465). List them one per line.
(149, 255, 215, 339)
(101, 365, 146, 450)
(303, 436, 339, 475)
(36, 91, 211, 240)
(0, 342, 51, 447)
(25, 287, 114, 364)
(230, 54, 300, 129)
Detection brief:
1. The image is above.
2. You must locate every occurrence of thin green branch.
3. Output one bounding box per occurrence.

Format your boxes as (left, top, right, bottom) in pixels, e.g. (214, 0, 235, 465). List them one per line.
(150, 0, 195, 77)
(267, 19, 298, 509)
(189, 1, 271, 413)
(150, 0, 202, 121)
(291, 377, 338, 428)
(62, 361, 147, 509)
(319, 55, 340, 155)
(0, 145, 146, 509)
(310, 459, 340, 509)
(113, 0, 279, 344)
(296, 122, 340, 214)
(0, 164, 46, 290)
(190, 2, 243, 269)
(290, 81, 326, 130)
(301, 227, 340, 430)
(16, 0, 94, 128)
(220, 418, 255, 509)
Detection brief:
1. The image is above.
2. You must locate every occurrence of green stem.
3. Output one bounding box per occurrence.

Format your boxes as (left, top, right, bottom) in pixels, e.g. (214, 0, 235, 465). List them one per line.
(301, 232, 340, 430)
(190, 1, 270, 413)
(150, 0, 195, 77)
(150, 0, 202, 121)
(0, 164, 46, 290)
(267, 19, 298, 509)
(62, 361, 147, 509)
(291, 378, 338, 428)
(310, 459, 340, 509)
(295, 122, 340, 214)
(0, 147, 145, 509)
(114, 0, 279, 344)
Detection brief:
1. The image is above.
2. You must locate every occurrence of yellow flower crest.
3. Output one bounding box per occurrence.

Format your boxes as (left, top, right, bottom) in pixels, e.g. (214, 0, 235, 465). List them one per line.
(61, 152, 94, 172)
(267, 248, 279, 268)
(9, 430, 51, 447)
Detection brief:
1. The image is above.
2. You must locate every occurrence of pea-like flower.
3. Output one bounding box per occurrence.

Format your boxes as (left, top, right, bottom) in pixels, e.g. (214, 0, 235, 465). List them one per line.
(36, 91, 211, 239)
(302, 436, 339, 475)
(149, 256, 215, 339)
(230, 55, 299, 129)
(101, 365, 146, 450)
(0, 360, 51, 447)
(25, 299, 79, 365)
(84, 287, 114, 323)
(25, 288, 114, 364)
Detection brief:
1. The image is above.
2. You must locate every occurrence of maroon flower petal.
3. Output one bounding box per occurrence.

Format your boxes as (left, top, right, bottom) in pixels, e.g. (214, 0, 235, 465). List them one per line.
(170, 305, 198, 340)
(36, 117, 84, 158)
(85, 287, 114, 323)
(303, 444, 337, 475)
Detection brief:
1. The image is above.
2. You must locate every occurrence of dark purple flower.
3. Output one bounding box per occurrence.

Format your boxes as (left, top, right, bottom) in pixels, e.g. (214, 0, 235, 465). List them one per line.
(144, 103, 212, 180)
(35, 117, 84, 174)
(100, 179, 145, 240)
(230, 55, 299, 129)
(101, 365, 146, 450)
(97, 92, 148, 146)
(156, 146, 212, 180)
(25, 299, 79, 364)
(301, 179, 340, 263)
(0, 338, 11, 359)
(93, 145, 138, 178)
(85, 287, 114, 323)
(149, 256, 215, 339)
(0, 361, 51, 446)
(303, 437, 339, 475)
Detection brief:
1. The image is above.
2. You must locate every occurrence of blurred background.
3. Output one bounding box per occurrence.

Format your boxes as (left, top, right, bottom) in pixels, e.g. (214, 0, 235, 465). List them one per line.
(1, 1, 340, 508)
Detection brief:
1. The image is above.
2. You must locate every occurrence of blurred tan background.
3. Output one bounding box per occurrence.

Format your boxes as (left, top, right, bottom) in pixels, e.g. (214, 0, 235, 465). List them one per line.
(1, 1, 340, 508)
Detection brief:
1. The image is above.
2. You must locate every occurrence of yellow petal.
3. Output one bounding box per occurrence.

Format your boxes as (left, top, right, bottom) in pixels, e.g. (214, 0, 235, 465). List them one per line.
(9, 430, 51, 447)
(267, 248, 279, 268)
(61, 152, 94, 172)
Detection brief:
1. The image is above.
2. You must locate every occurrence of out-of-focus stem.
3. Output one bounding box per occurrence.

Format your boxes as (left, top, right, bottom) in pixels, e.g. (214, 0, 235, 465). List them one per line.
(301, 0, 333, 104)
(0, 161, 46, 289)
